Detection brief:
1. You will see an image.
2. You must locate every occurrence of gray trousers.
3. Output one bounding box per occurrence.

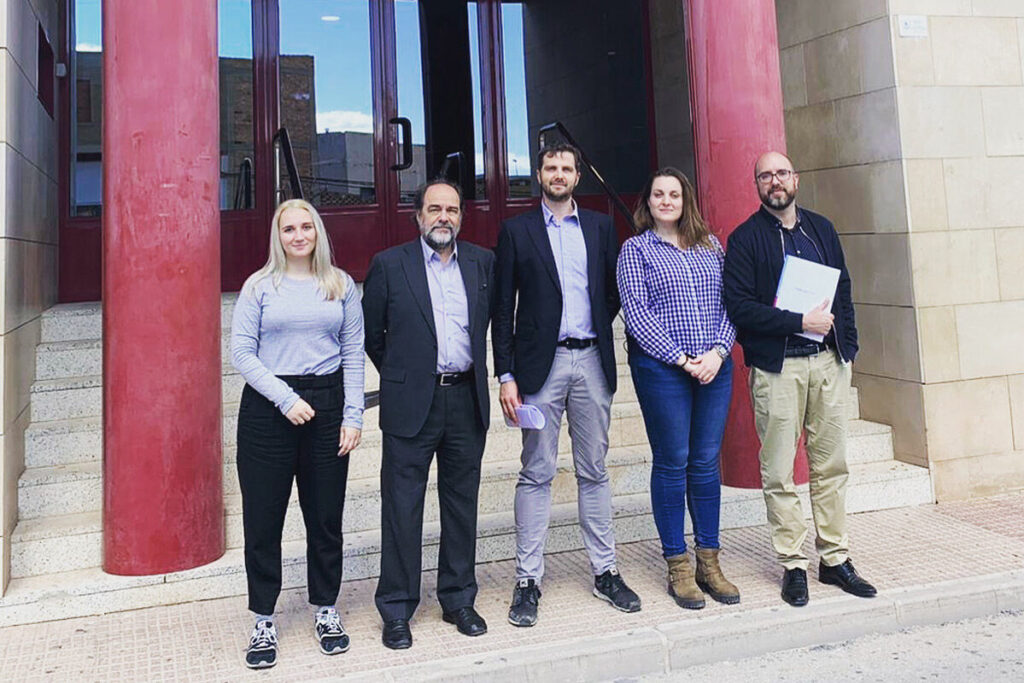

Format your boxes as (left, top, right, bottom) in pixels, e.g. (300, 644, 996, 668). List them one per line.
(515, 346, 616, 581)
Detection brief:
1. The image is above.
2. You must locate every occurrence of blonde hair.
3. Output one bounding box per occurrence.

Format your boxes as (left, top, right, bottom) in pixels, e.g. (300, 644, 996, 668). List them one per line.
(242, 199, 347, 300)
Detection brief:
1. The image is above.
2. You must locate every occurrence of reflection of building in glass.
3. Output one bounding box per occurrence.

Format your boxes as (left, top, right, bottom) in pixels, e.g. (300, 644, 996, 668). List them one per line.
(219, 57, 256, 209)
(72, 51, 102, 216)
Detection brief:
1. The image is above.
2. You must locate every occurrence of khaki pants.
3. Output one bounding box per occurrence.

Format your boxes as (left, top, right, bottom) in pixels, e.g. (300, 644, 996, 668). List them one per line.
(749, 351, 851, 570)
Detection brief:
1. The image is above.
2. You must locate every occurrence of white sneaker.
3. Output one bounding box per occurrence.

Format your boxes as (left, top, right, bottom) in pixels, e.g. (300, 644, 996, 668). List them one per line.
(315, 608, 350, 655)
(245, 619, 278, 669)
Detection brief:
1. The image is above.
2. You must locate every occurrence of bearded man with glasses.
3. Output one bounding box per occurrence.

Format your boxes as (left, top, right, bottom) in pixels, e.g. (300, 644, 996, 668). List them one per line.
(722, 151, 877, 608)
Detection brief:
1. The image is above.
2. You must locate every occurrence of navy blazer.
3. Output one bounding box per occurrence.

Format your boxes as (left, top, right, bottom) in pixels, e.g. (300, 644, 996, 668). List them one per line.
(722, 206, 858, 373)
(492, 206, 620, 396)
(362, 239, 494, 438)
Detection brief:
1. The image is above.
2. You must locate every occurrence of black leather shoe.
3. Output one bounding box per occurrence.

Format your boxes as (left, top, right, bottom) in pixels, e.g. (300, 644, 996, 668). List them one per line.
(442, 606, 488, 637)
(508, 578, 541, 627)
(594, 568, 642, 613)
(381, 619, 412, 650)
(819, 559, 877, 598)
(781, 567, 809, 607)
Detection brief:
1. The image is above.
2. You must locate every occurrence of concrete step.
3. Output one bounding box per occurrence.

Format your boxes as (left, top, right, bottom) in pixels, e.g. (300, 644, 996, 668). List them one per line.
(16, 409, 884, 521)
(1, 457, 932, 626)
(16, 404, 649, 520)
(1, 491, 657, 626)
(23, 372, 859, 471)
(29, 360, 640, 424)
(11, 445, 650, 578)
(11, 420, 897, 576)
(38, 299, 240, 344)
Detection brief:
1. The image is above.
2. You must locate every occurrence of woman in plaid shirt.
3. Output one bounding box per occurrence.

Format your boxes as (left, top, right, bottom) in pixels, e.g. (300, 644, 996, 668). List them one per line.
(616, 167, 739, 610)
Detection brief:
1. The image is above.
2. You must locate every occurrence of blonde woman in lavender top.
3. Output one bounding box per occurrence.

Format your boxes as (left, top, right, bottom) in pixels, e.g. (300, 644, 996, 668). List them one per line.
(230, 199, 364, 668)
(616, 168, 739, 611)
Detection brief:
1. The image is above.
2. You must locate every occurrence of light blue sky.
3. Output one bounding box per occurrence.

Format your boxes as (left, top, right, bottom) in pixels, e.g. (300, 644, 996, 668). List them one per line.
(76, 0, 530, 172)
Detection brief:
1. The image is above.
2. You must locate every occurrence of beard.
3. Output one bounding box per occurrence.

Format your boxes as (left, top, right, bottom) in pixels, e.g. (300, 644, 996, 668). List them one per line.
(540, 180, 575, 203)
(760, 184, 796, 211)
(422, 222, 457, 250)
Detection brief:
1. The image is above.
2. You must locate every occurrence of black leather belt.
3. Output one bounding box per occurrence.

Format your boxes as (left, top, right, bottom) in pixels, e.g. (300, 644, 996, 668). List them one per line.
(556, 337, 597, 349)
(436, 370, 472, 386)
(277, 369, 342, 389)
(784, 342, 830, 358)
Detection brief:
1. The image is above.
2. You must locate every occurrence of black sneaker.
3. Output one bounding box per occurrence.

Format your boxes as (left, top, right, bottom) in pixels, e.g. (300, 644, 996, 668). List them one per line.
(314, 608, 351, 655)
(245, 620, 278, 669)
(508, 578, 541, 627)
(593, 568, 642, 613)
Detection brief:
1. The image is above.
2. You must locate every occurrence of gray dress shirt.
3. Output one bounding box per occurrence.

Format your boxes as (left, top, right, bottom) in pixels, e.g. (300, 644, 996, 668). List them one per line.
(542, 200, 595, 341)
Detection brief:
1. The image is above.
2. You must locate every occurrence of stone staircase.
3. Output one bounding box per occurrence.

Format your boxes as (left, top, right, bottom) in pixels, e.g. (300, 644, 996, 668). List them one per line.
(0, 298, 933, 627)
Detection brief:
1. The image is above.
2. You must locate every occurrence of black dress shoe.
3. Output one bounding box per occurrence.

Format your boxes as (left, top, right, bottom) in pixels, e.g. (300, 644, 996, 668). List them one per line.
(781, 567, 809, 607)
(442, 606, 488, 637)
(819, 559, 877, 598)
(381, 619, 412, 650)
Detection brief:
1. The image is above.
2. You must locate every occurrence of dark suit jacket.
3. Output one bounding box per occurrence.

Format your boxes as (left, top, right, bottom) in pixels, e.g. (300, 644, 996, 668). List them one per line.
(492, 206, 620, 396)
(363, 239, 495, 438)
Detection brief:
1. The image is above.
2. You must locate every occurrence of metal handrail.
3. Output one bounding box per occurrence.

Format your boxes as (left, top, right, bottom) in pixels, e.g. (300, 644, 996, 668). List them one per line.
(439, 151, 465, 189)
(272, 127, 304, 204)
(232, 157, 253, 210)
(538, 121, 635, 231)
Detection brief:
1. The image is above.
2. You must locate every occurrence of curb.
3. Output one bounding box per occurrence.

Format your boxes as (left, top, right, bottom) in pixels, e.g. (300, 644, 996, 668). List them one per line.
(324, 569, 1024, 682)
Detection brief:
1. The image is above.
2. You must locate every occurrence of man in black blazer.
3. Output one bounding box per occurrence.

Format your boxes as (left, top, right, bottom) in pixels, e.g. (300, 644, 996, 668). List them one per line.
(493, 143, 641, 627)
(363, 179, 494, 649)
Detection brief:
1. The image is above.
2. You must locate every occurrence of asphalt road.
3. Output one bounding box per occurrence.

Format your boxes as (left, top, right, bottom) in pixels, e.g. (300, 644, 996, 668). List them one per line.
(626, 610, 1024, 683)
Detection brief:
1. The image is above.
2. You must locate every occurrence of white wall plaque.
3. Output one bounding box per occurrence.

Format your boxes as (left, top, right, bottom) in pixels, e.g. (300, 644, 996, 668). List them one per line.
(898, 15, 928, 38)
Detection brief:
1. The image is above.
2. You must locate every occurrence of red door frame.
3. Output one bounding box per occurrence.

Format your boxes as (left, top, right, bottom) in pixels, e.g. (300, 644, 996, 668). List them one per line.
(56, 0, 659, 302)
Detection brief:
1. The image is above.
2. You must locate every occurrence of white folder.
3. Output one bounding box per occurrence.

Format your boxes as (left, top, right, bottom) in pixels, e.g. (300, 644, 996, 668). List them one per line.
(774, 255, 840, 343)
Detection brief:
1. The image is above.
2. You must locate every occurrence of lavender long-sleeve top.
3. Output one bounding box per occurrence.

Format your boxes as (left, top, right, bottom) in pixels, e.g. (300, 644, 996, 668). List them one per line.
(230, 273, 365, 428)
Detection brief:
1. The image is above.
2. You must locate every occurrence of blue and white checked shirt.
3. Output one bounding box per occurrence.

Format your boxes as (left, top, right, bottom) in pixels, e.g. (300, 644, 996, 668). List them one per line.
(616, 230, 736, 366)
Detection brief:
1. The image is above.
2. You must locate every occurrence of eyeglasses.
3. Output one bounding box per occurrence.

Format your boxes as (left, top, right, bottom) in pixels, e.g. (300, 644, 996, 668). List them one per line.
(756, 169, 795, 184)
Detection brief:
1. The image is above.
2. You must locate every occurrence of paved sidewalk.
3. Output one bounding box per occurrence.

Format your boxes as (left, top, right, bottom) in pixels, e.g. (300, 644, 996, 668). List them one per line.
(3, 494, 1023, 682)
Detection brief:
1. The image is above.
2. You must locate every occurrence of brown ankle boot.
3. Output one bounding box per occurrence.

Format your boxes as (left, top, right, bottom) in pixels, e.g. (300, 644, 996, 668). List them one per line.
(666, 554, 705, 609)
(695, 547, 741, 605)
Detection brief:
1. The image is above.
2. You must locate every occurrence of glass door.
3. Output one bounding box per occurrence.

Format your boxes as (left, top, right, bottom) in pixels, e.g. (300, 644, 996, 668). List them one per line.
(274, 0, 499, 278)
(275, 0, 388, 279)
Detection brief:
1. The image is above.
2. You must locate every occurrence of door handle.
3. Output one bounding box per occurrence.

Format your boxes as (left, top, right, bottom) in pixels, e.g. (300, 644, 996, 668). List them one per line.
(390, 117, 413, 171)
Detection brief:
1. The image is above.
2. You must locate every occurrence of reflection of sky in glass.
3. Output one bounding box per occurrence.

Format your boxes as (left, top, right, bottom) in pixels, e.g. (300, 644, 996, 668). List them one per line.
(75, 0, 530, 169)
(394, 2, 426, 143)
(74, 0, 101, 51)
(279, 1, 374, 136)
(220, 0, 252, 58)
(501, 5, 529, 174)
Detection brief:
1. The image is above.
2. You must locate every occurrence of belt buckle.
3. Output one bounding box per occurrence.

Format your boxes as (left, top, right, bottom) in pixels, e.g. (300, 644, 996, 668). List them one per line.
(439, 373, 456, 387)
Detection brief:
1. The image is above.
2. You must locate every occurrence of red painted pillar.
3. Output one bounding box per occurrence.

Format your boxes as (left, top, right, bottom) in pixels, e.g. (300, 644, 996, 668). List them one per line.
(102, 0, 224, 574)
(685, 0, 809, 488)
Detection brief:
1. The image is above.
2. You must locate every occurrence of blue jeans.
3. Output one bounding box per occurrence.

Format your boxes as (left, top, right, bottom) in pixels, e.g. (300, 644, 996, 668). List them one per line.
(629, 350, 733, 557)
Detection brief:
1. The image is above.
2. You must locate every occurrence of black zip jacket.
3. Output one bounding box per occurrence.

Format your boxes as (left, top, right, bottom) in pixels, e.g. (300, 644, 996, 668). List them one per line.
(722, 206, 858, 373)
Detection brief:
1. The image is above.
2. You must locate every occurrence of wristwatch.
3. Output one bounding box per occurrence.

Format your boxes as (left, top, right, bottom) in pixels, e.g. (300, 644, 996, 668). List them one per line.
(713, 345, 729, 359)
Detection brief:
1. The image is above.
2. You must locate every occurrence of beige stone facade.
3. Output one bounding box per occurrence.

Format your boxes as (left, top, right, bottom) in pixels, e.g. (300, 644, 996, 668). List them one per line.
(777, 0, 1024, 499)
(0, 0, 59, 592)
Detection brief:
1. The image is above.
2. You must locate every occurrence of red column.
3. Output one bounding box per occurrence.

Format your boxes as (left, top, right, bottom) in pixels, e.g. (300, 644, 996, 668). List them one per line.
(685, 0, 809, 488)
(102, 0, 224, 574)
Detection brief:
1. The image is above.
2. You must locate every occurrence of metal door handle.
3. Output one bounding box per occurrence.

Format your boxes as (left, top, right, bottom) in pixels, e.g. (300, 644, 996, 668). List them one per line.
(390, 117, 413, 171)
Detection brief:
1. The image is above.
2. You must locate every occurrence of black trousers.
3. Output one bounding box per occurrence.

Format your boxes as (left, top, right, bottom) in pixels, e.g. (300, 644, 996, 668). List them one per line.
(374, 380, 486, 622)
(236, 373, 349, 615)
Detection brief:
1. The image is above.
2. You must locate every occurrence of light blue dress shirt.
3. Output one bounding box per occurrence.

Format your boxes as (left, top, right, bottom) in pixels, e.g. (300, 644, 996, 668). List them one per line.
(542, 199, 595, 341)
(421, 238, 473, 373)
